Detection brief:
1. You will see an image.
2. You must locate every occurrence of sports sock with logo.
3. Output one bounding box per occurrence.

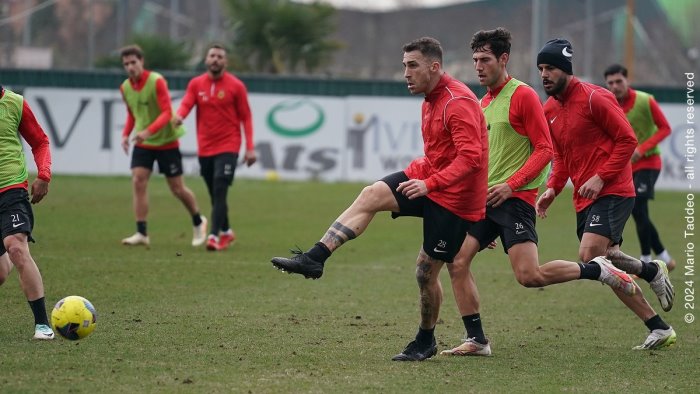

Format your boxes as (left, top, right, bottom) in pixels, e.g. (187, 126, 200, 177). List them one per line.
(578, 262, 601, 280)
(463, 313, 487, 344)
(28, 297, 49, 325)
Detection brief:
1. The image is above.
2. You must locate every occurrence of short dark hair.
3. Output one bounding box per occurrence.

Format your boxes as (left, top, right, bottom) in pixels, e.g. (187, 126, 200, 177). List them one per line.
(470, 27, 511, 59)
(402, 37, 443, 64)
(120, 44, 144, 60)
(208, 43, 227, 53)
(604, 64, 628, 78)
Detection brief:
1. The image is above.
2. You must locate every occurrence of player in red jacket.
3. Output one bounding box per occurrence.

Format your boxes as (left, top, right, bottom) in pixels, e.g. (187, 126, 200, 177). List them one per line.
(175, 44, 256, 251)
(604, 63, 675, 270)
(535, 39, 675, 350)
(271, 37, 488, 361)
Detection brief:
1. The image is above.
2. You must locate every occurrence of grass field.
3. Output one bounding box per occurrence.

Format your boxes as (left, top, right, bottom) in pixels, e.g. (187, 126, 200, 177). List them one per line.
(0, 175, 697, 393)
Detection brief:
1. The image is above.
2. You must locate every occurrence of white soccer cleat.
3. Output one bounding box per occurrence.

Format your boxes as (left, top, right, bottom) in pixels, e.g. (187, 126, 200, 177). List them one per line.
(633, 327, 676, 350)
(33, 324, 55, 340)
(592, 256, 637, 296)
(649, 260, 674, 312)
(440, 337, 492, 356)
(121, 232, 150, 246)
(192, 216, 208, 247)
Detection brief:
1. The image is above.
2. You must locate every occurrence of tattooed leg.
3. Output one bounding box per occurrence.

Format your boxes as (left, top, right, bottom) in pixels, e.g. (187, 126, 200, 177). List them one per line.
(415, 249, 445, 329)
(318, 181, 399, 253)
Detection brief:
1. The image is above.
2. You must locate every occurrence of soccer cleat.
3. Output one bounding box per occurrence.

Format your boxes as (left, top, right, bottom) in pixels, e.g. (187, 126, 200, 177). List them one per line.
(592, 256, 637, 296)
(440, 337, 492, 356)
(121, 232, 150, 246)
(633, 327, 676, 350)
(271, 249, 324, 279)
(392, 338, 438, 361)
(192, 216, 208, 247)
(218, 229, 236, 250)
(649, 260, 675, 312)
(206, 235, 220, 251)
(33, 324, 55, 340)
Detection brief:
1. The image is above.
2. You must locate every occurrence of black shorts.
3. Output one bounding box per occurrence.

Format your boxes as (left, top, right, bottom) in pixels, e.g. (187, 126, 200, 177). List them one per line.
(199, 153, 239, 185)
(381, 172, 472, 263)
(131, 146, 184, 177)
(469, 198, 538, 254)
(633, 169, 659, 199)
(576, 195, 634, 245)
(0, 188, 35, 255)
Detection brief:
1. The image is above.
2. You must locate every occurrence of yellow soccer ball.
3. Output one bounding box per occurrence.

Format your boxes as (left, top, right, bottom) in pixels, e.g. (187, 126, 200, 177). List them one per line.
(51, 296, 98, 340)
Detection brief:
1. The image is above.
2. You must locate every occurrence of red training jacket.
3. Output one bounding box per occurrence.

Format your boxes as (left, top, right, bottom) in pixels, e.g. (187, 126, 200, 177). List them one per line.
(177, 72, 254, 157)
(405, 73, 488, 222)
(543, 77, 636, 212)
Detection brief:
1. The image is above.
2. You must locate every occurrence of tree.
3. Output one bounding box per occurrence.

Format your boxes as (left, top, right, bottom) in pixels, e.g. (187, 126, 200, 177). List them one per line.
(95, 34, 191, 71)
(223, 0, 342, 74)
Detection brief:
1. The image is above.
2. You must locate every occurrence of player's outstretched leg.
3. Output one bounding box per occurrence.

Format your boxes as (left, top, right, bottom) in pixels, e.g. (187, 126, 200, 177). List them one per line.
(606, 250, 674, 311)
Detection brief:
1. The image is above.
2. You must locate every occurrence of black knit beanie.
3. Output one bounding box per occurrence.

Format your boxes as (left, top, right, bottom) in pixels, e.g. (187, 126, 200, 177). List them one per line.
(536, 38, 573, 75)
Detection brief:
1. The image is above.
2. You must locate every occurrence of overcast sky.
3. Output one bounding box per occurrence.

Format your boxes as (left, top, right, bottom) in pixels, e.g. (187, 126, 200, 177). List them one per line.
(294, 0, 475, 11)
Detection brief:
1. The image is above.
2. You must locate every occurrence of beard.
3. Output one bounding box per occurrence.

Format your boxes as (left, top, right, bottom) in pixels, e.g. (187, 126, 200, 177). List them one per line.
(544, 77, 567, 96)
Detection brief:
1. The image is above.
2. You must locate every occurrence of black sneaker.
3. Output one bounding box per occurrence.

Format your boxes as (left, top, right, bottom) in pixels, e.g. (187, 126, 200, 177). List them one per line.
(271, 249, 324, 279)
(391, 338, 437, 361)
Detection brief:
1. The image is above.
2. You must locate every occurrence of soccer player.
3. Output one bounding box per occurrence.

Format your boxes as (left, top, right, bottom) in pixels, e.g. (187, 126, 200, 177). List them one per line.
(604, 64, 675, 270)
(0, 85, 54, 340)
(271, 37, 488, 361)
(535, 39, 676, 350)
(118, 45, 207, 248)
(174, 44, 256, 251)
(440, 28, 641, 357)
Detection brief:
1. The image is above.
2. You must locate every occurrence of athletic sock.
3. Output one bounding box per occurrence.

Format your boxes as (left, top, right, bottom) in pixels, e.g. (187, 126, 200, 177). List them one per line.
(639, 254, 652, 263)
(28, 297, 49, 325)
(306, 242, 331, 263)
(644, 314, 670, 331)
(137, 221, 147, 236)
(578, 262, 602, 280)
(192, 213, 203, 227)
(416, 326, 435, 345)
(657, 250, 672, 262)
(638, 261, 660, 282)
(463, 313, 487, 344)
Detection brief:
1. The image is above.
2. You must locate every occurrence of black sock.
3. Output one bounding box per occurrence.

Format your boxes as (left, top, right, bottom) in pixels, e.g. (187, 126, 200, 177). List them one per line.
(192, 213, 203, 227)
(306, 242, 331, 263)
(578, 262, 602, 280)
(28, 297, 49, 325)
(638, 261, 659, 283)
(644, 314, 670, 331)
(463, 313, 487, 344)
(416, 326, 435, 344)
(137, 221, 147, 236)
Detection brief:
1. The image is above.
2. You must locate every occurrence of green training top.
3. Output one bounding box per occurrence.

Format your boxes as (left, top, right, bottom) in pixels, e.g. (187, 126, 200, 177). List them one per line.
(626, 90, 661, 157)
(121, 71, 185, 147)
(0, 90, 29, 189)
(482, 78, 550, 189)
